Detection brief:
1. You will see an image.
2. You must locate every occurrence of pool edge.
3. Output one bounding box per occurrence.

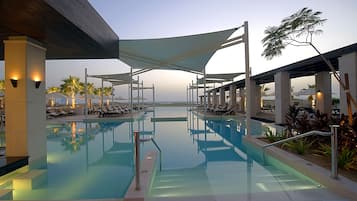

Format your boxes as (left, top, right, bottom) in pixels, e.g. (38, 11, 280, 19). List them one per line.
(243, 136, 357, 201)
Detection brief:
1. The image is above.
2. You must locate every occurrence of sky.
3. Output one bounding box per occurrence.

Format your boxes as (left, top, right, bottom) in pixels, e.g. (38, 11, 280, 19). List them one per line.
(2, 0, 357, 101)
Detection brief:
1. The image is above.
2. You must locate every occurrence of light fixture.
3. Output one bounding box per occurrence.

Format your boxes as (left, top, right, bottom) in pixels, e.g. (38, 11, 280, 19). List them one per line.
(10, 78, 18, 88)
(34, 80, 41, 89)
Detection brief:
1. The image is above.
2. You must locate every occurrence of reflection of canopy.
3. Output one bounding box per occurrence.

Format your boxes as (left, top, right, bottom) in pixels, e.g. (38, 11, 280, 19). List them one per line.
(201, 148, 245, 162)
(119, 28, 238, 74)
(91, 151, 133, 167)
(189, 129, 213, 135)
(98, 121, 125, 129)
(107, 142, 133, 152)
(195, 139, 228, 149)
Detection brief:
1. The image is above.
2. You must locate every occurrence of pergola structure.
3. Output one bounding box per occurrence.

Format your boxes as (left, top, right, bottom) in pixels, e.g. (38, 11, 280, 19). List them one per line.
(116, 22, 252, 133)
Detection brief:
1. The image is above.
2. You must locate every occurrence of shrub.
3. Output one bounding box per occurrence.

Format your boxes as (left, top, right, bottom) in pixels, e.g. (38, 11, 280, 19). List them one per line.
(282, 138, 314, 155)
(264, 128, 286, 143)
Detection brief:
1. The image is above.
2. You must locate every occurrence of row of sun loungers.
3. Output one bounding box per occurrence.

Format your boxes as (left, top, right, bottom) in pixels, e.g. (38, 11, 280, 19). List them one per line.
(47, 108, 75, 119)
(98, 105, 131, 117)
(206, 104, 237, 115)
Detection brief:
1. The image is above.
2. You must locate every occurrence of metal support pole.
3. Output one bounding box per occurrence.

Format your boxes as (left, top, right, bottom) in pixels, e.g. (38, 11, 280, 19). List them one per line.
(137, 76, 140, 110)
(134, 131, 140, 190)
(152, 84, 155, 109)
(141, 80, 144, 109)
(191, 80, 194, 108)
(188, 84, 191, 109)
(196, 75, 199, 106)
(101, 78, 104, 109)
(244, 21, 251, 136)
(84, 68, 88, 118)
(130, 67, 133, 113)
(330, 125, 339, 179)
(203, 68, 207, 116)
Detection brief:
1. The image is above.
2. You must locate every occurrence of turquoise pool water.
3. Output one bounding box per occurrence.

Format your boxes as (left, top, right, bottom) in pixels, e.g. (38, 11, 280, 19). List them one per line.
(0, 107, 323, 200)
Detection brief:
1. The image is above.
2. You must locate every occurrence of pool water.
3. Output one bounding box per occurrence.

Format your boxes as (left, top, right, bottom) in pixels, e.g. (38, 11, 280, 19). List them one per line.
(0, 106, 324, 200)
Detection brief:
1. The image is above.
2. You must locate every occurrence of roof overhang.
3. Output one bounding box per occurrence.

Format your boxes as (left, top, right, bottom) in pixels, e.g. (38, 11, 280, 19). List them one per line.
(0, 0, 119, 60)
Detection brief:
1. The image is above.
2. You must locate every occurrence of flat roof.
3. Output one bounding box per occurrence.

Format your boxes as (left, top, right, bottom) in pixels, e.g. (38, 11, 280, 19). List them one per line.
(0, 0, 119, 60)
(211, 43, 357, 92)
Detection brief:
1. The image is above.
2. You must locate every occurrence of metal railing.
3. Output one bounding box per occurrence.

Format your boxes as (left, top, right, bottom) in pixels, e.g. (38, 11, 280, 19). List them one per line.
(134, 131, 162, 191)
(263, 125, 339, 179)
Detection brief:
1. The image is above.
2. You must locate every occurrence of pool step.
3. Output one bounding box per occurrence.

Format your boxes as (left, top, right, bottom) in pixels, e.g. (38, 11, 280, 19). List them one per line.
(12, 169, 47, 190)
(150, 165, 319, 198)
(0, 189, 12, 200)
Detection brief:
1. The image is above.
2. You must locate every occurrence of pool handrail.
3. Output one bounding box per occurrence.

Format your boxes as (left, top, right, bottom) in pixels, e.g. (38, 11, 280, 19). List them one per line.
(262, 125, 339, 179)
(134, 131, 163, 191)
(262, 130, 331, 149)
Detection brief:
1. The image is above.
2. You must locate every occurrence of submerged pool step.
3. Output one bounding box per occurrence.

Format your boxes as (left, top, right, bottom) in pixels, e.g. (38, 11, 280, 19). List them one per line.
(150, 164, 321, 198)
(12, 169, 47, 190)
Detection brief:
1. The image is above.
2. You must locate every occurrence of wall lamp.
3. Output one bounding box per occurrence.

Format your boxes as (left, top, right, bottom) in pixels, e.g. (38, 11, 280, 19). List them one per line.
(34, 80, 42, 89)
(10, 78, 18, 88)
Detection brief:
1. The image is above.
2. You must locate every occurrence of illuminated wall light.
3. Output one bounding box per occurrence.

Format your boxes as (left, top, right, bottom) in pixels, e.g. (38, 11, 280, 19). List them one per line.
(34, 80, 42, 89)
(33, 76, 42, 89)
(10, 78, 18, 88)
(316, 90, 322, 98)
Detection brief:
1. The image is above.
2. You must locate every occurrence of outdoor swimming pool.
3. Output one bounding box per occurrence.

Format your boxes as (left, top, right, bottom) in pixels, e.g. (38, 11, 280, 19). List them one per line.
(0, 107, 335, 200)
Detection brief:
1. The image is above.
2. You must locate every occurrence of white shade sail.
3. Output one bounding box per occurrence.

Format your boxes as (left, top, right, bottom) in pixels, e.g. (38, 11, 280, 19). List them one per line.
(119, 28, 238, 74)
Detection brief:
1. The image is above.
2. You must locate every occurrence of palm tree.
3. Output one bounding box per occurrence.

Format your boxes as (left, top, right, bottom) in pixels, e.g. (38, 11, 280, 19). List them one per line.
(102, 87, 113, 106)
(60, 76, 83, 108)
(261, 7, 357, 124)
(83, 82, 96, 109)
(0, 80, 5, 94)
(47, 86, 60, 94)
(94, 87, 103, 107)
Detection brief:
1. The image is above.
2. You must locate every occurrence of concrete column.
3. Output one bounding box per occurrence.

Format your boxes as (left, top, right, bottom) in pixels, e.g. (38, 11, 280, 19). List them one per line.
(248, 80, 259, 116)
(256, 85, 262, 114)
(338, 52, 357, 114)
(4, 36, 47, 167)
(315, 71, 332, 114)
(229, 85, 237, 108)
(207, 91, 211, 107)
(274, 72, 291, 124)
(239, 88, 245, 112)
(219, 87, 225, 106)
(212, 90, 218, 106)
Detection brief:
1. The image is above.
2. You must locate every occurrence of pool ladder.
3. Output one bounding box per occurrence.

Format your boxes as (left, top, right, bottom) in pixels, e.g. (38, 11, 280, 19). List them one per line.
(262, 125, 339, 179)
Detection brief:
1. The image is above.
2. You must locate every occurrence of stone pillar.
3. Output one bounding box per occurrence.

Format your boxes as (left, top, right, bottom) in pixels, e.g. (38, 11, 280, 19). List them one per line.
(219, 87, 225, 106)
(4, 37, 47, 167)
(239, 88, 245, 112)
(274, 72, 291, 124)
(229, 85, 237, 108)
(338, 52, 357, 114)
(315, 71, 332, 114)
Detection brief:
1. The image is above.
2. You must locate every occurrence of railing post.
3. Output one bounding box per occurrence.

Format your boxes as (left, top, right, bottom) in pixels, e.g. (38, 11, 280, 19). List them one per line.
(330, 125, 339, 179)
(134, 131, 140, 190)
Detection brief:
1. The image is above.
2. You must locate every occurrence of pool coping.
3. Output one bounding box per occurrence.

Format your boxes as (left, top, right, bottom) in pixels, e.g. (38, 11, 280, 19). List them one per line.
(243, 136, 357, 201)
(124, 151, 157, 201)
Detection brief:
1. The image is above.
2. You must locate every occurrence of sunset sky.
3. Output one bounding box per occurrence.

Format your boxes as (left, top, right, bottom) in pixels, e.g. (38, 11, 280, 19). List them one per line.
(2, 0, 357, 101)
